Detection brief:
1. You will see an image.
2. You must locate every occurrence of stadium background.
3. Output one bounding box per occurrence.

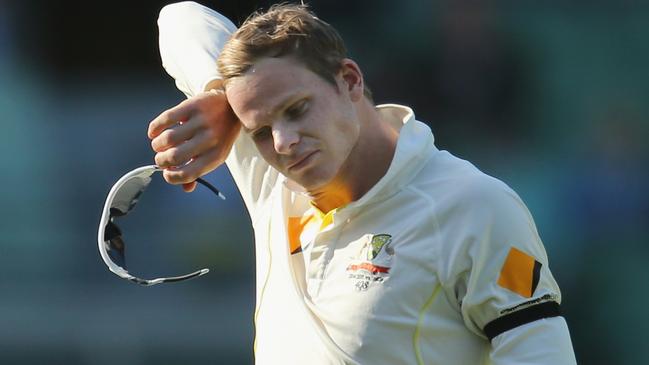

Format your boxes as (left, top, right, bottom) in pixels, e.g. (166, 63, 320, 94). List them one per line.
(1, 0, 647, 363)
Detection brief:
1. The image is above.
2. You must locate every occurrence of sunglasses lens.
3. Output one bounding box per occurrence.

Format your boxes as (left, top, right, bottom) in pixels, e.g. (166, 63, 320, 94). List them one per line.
(103, 175, 152, 271)
(110, 175, 151, 216)
(104, 219, 127, 268)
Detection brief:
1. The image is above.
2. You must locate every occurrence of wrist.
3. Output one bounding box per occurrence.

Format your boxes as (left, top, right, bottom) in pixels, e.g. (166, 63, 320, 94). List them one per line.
(202, 78, 225, 93)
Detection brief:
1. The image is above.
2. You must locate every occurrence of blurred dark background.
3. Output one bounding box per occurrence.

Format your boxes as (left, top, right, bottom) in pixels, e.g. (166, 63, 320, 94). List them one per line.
(1, 0, 647, 364)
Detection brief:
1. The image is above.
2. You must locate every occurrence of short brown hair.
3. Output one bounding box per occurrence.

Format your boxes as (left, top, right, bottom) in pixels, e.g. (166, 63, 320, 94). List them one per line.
(217, 3, 372, 100)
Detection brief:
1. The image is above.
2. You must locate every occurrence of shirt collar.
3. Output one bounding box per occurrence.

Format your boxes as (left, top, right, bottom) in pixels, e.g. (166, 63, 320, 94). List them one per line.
(344, 104, 436, 210)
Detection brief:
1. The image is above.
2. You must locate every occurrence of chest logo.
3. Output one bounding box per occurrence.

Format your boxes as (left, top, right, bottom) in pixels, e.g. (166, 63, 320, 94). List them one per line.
(346, 234, 394, 291)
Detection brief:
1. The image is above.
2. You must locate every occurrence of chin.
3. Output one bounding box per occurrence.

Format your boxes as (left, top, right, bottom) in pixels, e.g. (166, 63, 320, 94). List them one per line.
(293, 178, 324, 192)
(294, 172, 336, 193)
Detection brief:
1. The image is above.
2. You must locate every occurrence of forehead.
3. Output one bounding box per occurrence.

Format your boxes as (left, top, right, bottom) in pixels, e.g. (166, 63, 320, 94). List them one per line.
(225, 57, 323, 123)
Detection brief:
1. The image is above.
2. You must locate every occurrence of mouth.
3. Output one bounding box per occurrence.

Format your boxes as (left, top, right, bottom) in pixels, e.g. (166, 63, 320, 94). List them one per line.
(287, 151, 318, 171)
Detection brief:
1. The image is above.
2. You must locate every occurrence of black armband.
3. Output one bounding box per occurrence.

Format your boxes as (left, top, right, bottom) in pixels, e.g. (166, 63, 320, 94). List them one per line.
(483, 301, 561, 341)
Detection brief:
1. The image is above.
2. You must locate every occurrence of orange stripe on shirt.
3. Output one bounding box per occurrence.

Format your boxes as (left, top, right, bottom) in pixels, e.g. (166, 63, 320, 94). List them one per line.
(287, 214, 315, 254)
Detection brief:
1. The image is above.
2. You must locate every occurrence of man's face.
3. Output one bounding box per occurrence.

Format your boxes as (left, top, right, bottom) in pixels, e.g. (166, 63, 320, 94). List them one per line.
(225, 57, 361, 191)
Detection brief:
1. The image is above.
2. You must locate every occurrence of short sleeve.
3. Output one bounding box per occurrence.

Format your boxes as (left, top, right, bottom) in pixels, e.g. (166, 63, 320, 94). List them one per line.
(435, 175, 562, 341)
(157, 1, 237, 97)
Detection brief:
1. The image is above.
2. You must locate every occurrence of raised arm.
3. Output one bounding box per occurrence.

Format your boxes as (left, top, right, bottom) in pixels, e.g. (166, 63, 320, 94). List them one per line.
(150, 1, 239, 191)
(150, 2, 279, 219)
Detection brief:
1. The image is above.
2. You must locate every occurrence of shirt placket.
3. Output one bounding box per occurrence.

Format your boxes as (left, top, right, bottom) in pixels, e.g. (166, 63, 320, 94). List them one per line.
(305, 212, 348, 299)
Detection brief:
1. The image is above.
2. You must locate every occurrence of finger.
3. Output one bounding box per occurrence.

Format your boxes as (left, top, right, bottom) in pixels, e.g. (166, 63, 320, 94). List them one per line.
(162, 148, 224, 185)
(147, 98, 195, 139)
(154, 127, 217, 168)
(182, 182, 197, 193)
(150, 117, 202, 153)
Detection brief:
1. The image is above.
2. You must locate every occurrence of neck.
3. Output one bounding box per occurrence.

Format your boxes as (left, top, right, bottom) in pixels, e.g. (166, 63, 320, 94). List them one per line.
(308, 102, 399, 213)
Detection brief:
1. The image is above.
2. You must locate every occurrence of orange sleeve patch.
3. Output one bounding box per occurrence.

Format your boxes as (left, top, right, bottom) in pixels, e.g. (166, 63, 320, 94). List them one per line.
(497, 247, 542, 298)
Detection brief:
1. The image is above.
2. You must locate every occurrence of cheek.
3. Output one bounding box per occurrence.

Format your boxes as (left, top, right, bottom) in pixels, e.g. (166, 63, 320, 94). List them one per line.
(337, 95, 359, 130)
(254, 140, 278, 165)
(334, 110, 361, 149)
(320, 96, 357, 134)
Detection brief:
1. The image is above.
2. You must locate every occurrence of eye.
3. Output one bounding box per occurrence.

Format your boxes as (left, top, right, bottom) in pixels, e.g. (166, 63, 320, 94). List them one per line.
(252, 126, 272, 142)
(285, 99, 309, 120)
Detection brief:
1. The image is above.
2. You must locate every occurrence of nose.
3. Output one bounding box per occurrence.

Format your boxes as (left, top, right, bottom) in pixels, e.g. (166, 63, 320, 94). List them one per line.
(272, 123, 300, 154)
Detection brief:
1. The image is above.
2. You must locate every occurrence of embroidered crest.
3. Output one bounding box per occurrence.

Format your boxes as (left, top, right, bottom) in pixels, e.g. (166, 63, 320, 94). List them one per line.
(347, 234, 395, 291)
(368, 234, 392, 260)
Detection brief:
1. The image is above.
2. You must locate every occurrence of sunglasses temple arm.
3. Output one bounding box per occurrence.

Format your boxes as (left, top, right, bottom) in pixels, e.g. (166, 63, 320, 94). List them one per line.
(130, 268, 210, 287)
(195, 177, 226, 200)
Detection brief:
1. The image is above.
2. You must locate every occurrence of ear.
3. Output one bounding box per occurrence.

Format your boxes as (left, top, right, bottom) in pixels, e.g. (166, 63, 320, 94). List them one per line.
(338, 58, 364, 102)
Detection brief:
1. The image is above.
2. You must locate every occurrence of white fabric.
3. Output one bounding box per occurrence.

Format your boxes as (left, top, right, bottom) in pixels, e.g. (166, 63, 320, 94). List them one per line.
(158, 1, 236, 97)
(491, 317, 577, 364)
(157, 2, 577, 364)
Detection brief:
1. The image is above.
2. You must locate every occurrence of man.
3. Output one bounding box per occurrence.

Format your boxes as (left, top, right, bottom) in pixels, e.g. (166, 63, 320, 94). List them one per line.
(150, 2, 577, 363)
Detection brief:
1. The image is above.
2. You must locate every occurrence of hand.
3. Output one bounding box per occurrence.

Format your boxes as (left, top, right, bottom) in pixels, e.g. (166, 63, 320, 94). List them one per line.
(148, 89, 241, 192)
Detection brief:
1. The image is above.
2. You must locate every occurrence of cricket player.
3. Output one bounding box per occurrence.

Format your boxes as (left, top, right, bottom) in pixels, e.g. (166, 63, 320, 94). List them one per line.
(149, 2, 577, 363)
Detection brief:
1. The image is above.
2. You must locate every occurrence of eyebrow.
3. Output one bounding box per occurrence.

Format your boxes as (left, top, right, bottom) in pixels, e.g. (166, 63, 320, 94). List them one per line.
(241, 92, 307, 134)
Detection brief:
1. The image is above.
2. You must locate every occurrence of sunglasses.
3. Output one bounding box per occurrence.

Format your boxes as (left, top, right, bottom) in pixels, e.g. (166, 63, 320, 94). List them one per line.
(97, 165, 225, 286)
